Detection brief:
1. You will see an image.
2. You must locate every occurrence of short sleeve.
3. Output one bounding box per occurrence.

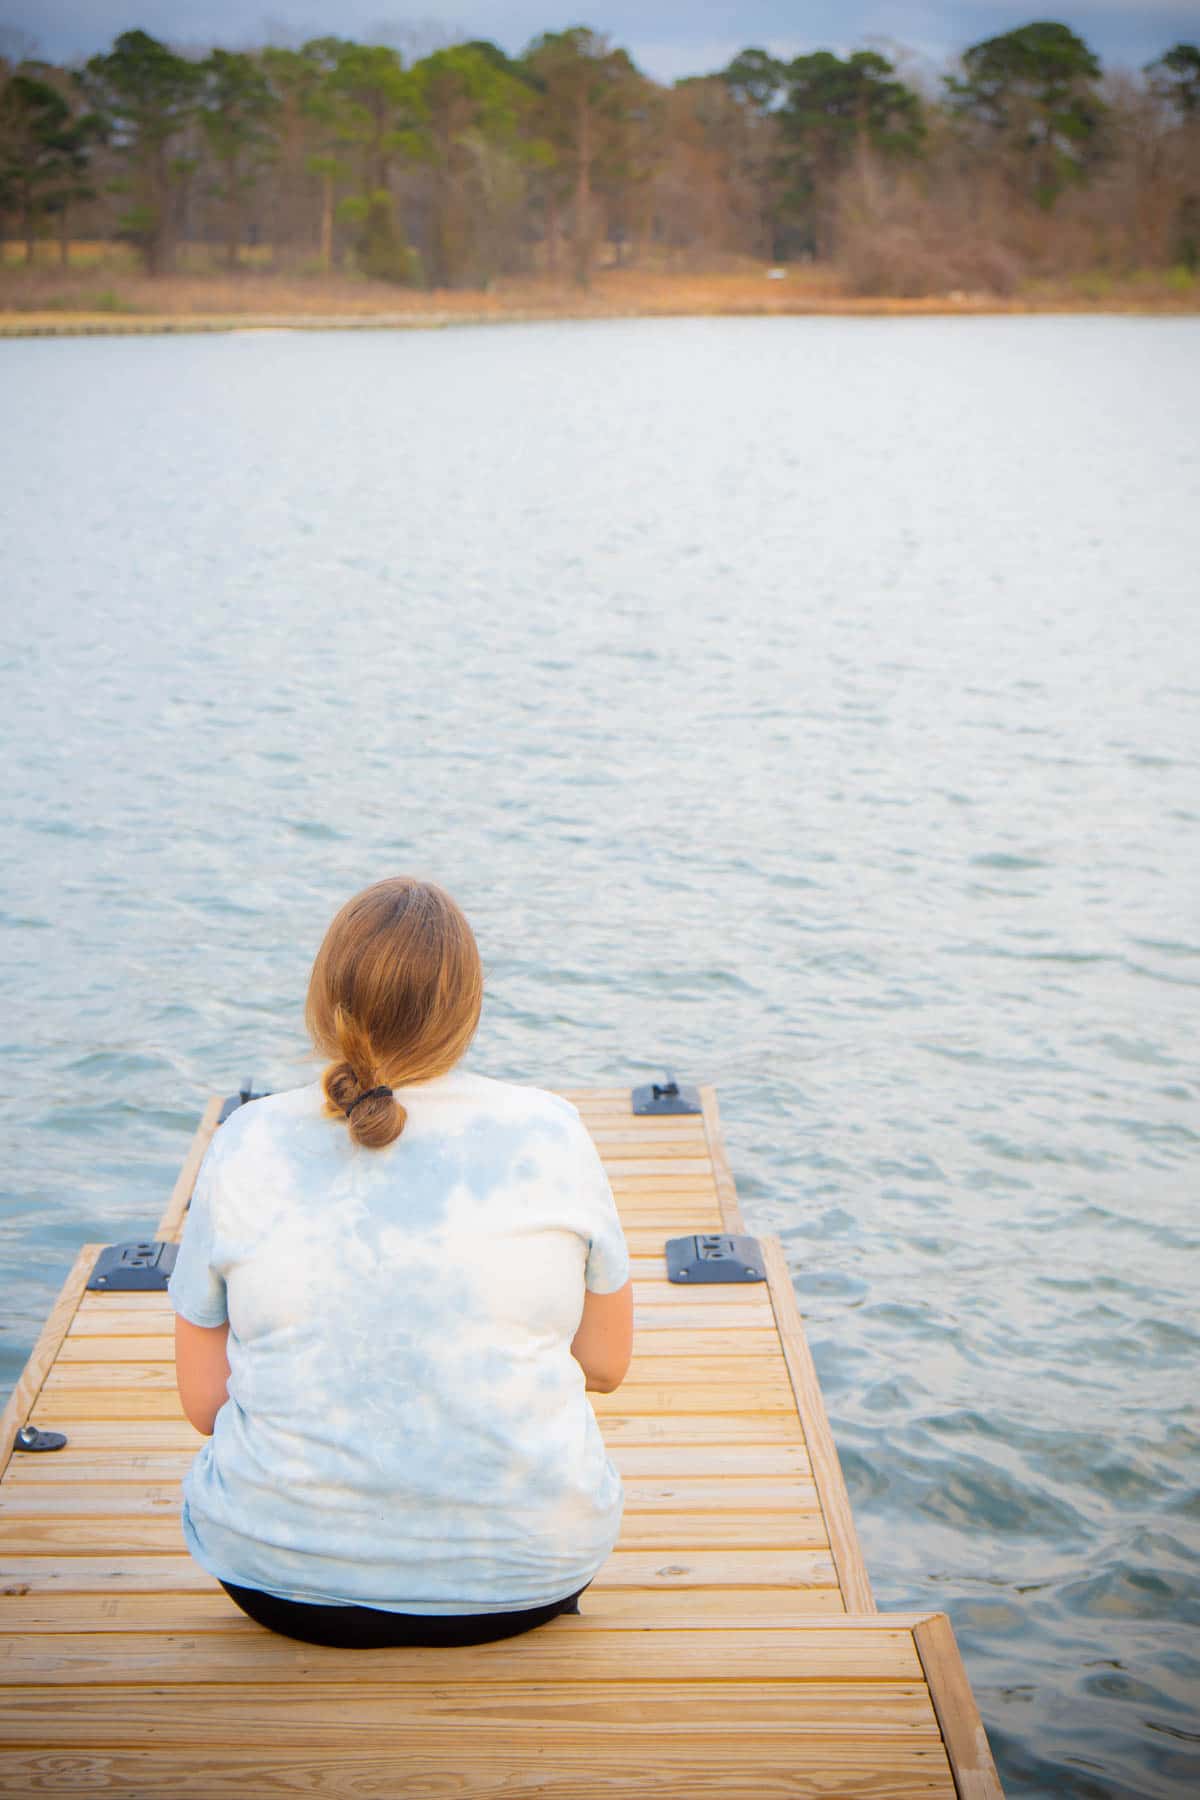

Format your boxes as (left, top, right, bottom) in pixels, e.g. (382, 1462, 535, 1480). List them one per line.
(575, 1119, 630, 1295)
(167, 1140, 229, 1327)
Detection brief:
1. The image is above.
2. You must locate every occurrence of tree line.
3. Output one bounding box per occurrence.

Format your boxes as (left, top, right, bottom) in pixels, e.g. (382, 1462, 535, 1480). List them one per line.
(1, 21, 1197, 294)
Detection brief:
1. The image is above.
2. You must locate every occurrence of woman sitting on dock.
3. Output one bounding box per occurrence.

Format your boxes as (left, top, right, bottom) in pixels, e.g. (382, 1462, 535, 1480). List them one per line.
(168, 875, 634, 1648)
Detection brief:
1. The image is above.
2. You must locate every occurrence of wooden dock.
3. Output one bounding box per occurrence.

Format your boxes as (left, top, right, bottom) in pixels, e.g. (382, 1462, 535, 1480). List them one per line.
(0, 1084, 1003, 1796)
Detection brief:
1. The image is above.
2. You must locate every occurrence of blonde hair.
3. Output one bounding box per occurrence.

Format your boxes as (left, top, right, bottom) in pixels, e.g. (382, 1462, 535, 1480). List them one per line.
(305, 876, 483, 1150)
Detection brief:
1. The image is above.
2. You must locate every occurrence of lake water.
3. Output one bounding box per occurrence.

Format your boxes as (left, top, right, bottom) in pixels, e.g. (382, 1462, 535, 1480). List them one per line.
(1, 315, 1197, 1796)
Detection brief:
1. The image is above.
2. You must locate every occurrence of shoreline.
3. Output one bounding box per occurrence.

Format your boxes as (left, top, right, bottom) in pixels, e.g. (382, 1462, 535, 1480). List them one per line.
(3, 293, 1199, 337)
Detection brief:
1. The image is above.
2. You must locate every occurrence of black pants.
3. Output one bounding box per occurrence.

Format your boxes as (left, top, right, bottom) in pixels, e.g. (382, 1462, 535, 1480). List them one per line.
(218, 1577, 591, 1648)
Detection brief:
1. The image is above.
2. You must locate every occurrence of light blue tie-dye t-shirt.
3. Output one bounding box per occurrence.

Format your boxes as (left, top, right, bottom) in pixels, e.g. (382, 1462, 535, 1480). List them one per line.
(166, 1067, 631, 1613)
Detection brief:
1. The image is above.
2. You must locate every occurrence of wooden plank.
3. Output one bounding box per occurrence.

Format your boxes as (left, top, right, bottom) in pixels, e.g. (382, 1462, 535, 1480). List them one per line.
(616, 1208, 724, 1225)
(0, 1548, 839, 1593)
(0, 1420, 203, 1452)
(631, 1276, 774, 1303)
(61, 1311, 180, 1336)
(0, 1246, 103, 1482)
(632, 1328, 781, 1355)
(74, 1292, 171, 1312)
(0, 1476, 819, 1518)
(0, 1519, 189, 1553)
(55, 1326, 787, 1363)
(632, 1304, 776, 1329)
(156, 1096, 222, 1241)
(21, 1410, 802, 1450)
(616, 1200, 720, 1224)
(72, 1272, 775, 1320)
(0, 1677, 946, 1737)
(626, 1228, 728, 1253)
(30, 1385, 800, 1422)
(0, 1513, 830, 1556)
(0, 1486, 183, 1519)
(615, 1442, 813, 1476)
(762, 1236, 875, 1614)
(590, 1146, 712, 1166)
(698, 1084, 747, 1234)
(589, 1131, 710, 1146)
(0, 1453, 202, 1487)
(0, 1748, 957, 1799)
(914, 1614, 1004, 1800)
(40, 1365, 180, 1392)
(620, 1513, 829, 1551)
(597, 1414, 807, 1445)
(600, 1166, 712, 1180)
(0, 1555, 216, 1594)
(0, 1746, 957, 1798)
(552, 1089, 633, 1104)
(581, 1108, 703, 1125)
(608, 1357, 793, 1386)
(609, 1175, 721, 1194)
(0, 1443, 815, 1486)
(42, 1356, 794, 1392)
(0, 1591, 248, 1631)
(4, 1591, 920, 1634)
(57, 1337, 177, 1363)
(603, 1549, 838, 1589)
(0, 1626, 929, 1685)
(594, 1382, 799, 1416)
(605, 1473, 825, 1514)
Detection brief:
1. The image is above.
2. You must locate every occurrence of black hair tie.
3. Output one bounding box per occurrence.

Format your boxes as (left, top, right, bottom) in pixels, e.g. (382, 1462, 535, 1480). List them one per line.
(345, 1085, 393, 1118)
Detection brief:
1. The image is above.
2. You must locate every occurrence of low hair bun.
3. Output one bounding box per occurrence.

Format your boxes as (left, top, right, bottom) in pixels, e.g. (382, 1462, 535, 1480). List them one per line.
(348, 1085, 407, 1151)
(323, 1058, 407, 1150)
(305, 876, 483, 1153)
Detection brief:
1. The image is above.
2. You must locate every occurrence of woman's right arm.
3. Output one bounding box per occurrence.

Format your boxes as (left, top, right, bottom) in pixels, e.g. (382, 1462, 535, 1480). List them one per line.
(570, 1278, 634, 1393)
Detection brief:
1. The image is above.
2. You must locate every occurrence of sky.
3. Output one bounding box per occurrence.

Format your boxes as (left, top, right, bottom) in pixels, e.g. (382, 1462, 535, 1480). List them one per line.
(2, 1, 1197, 80)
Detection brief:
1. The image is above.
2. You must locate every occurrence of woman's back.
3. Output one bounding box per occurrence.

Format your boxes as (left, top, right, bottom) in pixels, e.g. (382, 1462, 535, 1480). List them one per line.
(167, 1067, 631, 1614)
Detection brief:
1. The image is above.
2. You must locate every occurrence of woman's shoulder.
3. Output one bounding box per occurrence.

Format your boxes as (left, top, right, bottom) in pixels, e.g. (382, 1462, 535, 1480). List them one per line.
(205, 1082, 324, 1159)
(433, 1068, 582, 1128)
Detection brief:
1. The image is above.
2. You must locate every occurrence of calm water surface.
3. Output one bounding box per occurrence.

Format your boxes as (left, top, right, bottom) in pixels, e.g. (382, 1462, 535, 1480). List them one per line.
(1, 316, 1197, 1796)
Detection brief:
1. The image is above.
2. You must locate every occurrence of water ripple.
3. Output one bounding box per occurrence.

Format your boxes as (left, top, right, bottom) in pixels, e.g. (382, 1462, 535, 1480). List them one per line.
(1, 316, 1198, 1799)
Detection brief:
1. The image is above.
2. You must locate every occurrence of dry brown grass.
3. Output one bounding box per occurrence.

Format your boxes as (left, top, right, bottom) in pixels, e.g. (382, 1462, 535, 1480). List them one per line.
(1, 241, 1196, 331)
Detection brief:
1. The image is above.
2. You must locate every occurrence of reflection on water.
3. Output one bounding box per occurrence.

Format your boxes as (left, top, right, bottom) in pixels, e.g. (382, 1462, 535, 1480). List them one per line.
(2, 316, 1198, 1798)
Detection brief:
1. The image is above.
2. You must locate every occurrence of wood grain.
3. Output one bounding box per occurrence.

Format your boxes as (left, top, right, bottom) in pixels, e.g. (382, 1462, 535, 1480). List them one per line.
(0, 1627, 928, 1684)
(698, 1084, 747, 1234)
(761, 1234, 875, 1614)
(4, 1591, 914, 1635)
(0, 1751, 957, 1799)
(914, 1613, 1004, 1799)
(0, 1246, 104, 1482)
(0, 1085, 1002, 1799)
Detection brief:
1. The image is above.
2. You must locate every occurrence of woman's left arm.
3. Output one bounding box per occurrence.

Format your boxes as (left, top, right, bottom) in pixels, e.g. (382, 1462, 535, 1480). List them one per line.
(174, 1315, 231, 1435)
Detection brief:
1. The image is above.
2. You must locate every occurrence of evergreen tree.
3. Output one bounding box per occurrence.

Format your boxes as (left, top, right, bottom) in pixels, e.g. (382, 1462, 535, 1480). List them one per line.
(0, 67, 98, 263)
(200, 50, 276, 269)
(84, 29, 201, 273)
(1146, 43, 1200, 120)
(411, 42, 536, 288)
(523, 28, 643, 286)
(320, 40, 421, 281)
(777, 51, 924, 256)
(945, 21, 1106, 210)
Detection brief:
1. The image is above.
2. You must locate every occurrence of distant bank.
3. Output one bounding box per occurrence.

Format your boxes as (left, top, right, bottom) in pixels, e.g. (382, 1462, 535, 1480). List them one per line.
(4, 297, 1198, 339)
(2, 266, 1196, 338)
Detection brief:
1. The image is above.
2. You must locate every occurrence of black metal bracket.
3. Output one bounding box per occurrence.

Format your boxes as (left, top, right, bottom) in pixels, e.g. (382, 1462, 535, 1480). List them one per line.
(666, 1233, 766, 1283)
(218, 1078, 268, 1125)
(86, 1240, 178, 1292)
(632, 1075, 702, 1116)
(13, 1423, 67, 1452)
